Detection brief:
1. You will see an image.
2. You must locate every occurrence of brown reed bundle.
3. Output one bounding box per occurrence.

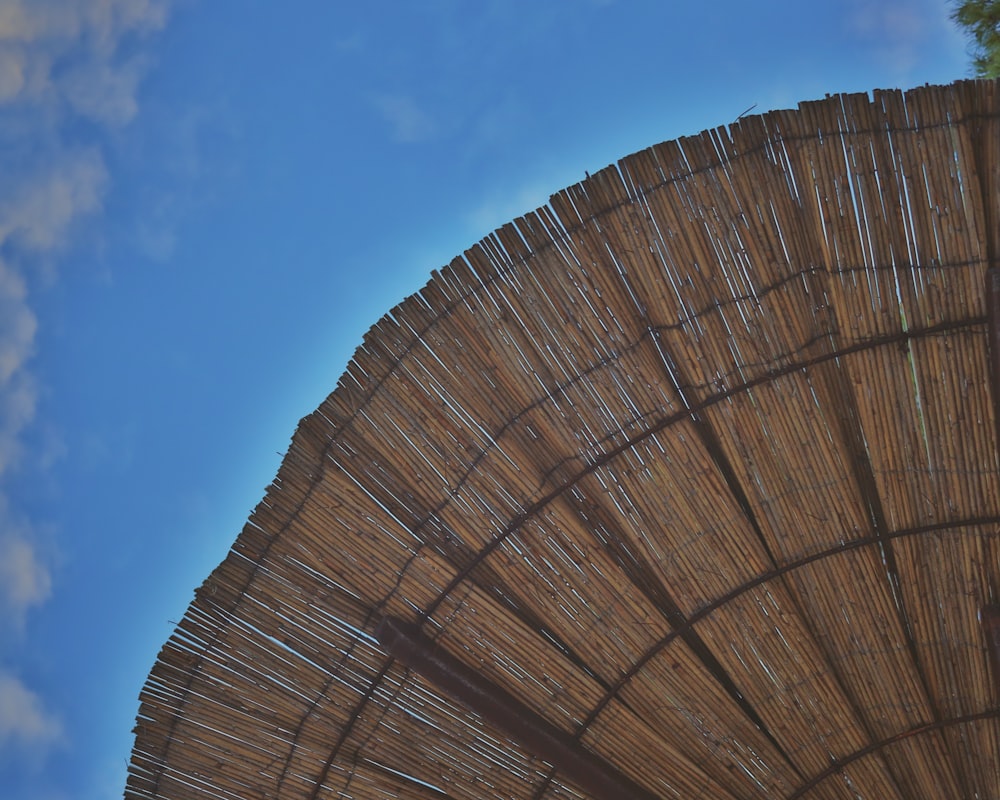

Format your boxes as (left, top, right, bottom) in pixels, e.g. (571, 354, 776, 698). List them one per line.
(127, 79, 1000, 800)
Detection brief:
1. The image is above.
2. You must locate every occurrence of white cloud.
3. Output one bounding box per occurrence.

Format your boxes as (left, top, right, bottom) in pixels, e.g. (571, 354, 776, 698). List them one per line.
(0, 41, 49, 105)
(0, 0, 168, 50)
(371, 93, 438, 143)
(0, 150, 107, 253)
(0, 6, 169, 745)
(0, 150, 105, 482)
(0, 534, 51, 622)
(0, 0, 163, 489)
(0, 45, 25, 100)
(0, 670, 62, 750)
(0, 496, 51, 624)
(0, 0, 168, 115)
(60, 56, 145, 126)
(0, 261, 36, 385)
(0, 2, 168, 781)
(0, 372, 37, 478)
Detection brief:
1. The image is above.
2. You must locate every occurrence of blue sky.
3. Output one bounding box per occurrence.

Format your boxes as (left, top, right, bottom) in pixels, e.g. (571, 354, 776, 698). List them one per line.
(0, 1, 973, 799)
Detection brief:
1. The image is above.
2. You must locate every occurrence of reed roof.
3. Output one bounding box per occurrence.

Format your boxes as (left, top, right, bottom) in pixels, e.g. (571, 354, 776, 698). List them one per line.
(127, 79, 1000, 800)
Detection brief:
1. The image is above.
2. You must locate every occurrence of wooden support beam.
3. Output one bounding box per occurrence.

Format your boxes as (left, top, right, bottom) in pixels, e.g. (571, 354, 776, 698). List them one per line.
(376, 616, 662, 800)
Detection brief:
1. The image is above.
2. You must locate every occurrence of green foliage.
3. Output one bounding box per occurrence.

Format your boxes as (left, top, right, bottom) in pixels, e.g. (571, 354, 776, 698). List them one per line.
(952, 0, 1000, 77)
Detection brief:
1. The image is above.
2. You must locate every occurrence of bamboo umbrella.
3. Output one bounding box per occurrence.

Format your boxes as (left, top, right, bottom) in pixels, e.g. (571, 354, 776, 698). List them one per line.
(126, 79, 1000, 800)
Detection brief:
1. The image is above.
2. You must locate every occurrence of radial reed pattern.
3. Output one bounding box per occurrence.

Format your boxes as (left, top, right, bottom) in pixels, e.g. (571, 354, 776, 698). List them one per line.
(127, 79, 1000, 800)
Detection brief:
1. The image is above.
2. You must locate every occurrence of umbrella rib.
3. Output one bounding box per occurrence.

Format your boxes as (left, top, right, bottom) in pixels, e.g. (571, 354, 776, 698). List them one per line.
(801, 352, 968, 794)
(988, 268, 1000, 452)
(641, 345, 806, 772)
(983, 605, 1000, 699)
(784, 708, 1000, 800)
(987, 270, 1000, 700)
(303, 657, 395, 800)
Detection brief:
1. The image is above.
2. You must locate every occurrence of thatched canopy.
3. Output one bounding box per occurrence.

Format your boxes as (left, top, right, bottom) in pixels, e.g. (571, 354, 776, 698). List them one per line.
(127, 80, 1000, 800)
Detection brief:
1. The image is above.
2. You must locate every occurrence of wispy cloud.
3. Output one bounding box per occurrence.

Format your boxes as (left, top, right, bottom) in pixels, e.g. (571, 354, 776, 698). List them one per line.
(0, 0, 168, 767)
(0, 150, 107, 256)
(0, 0, 159, 482)
(0, 0, 167, 113)
(0, 521, 52, 628)
(0, 366, 36, 479)
(0, 670, 62, 751)
(334, 31, 364, 54)
(60, 56, 148, 127)
(0, 0, 164, 433)
(846, 0, 949, 78)
(371, 93, 438, 143)
(0, 261, 36, 385)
